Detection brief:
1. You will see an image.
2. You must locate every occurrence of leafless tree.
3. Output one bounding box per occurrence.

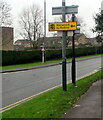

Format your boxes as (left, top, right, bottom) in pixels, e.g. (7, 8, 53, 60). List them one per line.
(19, 4, 43, 48)
(0, 0, 12, 27)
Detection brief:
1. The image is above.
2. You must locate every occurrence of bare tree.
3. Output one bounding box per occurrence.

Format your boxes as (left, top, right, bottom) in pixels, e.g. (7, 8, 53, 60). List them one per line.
(0, 0, 12, 27)
(19, 4, 43, 48)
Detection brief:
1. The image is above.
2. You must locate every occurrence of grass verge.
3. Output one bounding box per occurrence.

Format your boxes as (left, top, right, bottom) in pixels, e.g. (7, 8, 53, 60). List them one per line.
(1, 54, 102, 70)
(2, 70, 103, 118)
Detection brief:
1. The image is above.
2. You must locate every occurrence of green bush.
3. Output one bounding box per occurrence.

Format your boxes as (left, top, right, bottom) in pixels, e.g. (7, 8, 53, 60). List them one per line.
(1, 46, 103, 66)
(2, 50, 41, 66)
(45, 49, 62, 60)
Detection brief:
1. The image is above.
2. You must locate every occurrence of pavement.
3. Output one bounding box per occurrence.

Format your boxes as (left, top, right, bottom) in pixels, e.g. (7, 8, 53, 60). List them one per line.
(1, 55, 101, 73)
(61, 80, 103, 119)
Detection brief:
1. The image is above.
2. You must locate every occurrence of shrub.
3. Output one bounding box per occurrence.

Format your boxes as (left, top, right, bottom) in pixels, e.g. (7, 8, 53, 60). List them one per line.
(2, 50, 41, 66)
(1, 46, 102, 66)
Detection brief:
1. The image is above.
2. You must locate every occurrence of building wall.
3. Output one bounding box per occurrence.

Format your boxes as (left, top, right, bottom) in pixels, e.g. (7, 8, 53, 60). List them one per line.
(0, 27, 14, 50)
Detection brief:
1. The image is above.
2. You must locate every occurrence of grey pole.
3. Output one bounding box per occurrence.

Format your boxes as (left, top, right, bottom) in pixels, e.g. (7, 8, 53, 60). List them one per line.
(44, 0, 46, 37)
(44, 0, 46, 62)
(62, 0, 67, 91)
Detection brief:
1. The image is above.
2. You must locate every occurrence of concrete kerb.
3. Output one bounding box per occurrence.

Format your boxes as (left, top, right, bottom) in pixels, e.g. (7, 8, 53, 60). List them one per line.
(1, 55, 101, 73)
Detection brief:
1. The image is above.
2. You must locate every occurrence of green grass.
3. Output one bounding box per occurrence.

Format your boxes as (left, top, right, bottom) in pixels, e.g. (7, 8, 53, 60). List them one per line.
(2, 70, 103, 118)
(1, 54, 102, 71)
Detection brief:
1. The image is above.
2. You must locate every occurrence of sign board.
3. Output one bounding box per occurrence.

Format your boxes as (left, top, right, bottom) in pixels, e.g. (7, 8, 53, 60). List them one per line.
(52, 5, 78, 15)
(101, 1, 103, 11)
(49, 22, 77, 31)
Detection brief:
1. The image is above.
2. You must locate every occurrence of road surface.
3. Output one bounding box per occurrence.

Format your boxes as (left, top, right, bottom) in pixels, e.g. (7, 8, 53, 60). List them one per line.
(2, 57, 101, 108)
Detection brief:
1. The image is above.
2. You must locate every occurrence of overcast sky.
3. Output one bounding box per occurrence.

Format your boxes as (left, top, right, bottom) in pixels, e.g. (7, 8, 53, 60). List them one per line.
(4, 0, 103, 40)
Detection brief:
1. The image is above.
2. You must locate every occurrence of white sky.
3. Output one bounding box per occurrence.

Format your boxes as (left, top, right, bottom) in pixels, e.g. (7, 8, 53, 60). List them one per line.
(5, 0, 103, 40)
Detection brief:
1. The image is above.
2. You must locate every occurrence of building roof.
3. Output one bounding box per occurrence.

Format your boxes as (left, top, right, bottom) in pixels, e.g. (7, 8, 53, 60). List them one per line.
(15, 39, 31, 44)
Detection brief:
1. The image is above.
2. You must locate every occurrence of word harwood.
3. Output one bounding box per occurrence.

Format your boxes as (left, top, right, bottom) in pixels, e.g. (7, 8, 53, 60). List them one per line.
(49, 22, 77, 31)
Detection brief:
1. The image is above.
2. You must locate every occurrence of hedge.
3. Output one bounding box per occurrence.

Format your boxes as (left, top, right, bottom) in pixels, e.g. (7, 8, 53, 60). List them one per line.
(2, 50, 41, 66)
(1, 46, 103, 66)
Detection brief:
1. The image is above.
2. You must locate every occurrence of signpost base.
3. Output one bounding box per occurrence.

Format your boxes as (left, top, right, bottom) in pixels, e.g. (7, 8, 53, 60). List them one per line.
(62, 60, 67, 91)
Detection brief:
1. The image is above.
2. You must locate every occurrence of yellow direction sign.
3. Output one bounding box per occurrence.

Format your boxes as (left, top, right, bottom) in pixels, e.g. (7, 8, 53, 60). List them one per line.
(49, 22, 77, 31)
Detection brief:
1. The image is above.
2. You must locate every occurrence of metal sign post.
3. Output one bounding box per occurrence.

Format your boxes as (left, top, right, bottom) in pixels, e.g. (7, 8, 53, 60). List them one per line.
(44, 0, 46, 37)
(62, 0, 67, 91)
(49, 1, 79, 91)
(72, 14, 76, 86)
(43, 0, 46, 63)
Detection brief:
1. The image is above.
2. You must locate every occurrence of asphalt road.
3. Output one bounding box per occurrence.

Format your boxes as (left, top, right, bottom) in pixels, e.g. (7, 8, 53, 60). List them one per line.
(2, 57, 101, 108)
